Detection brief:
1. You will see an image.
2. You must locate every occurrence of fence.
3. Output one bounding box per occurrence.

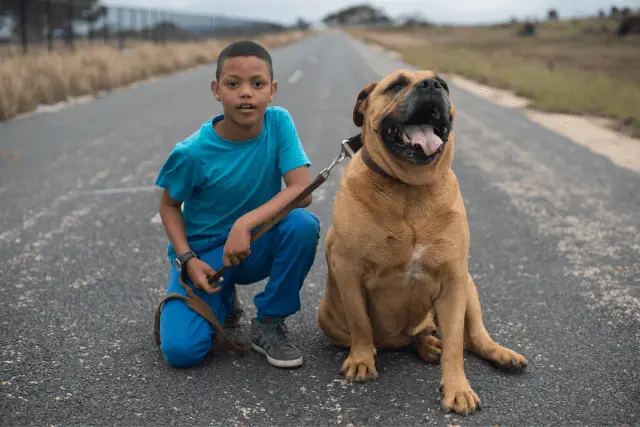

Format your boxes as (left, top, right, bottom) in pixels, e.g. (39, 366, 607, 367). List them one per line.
(0, 0, 292, 57)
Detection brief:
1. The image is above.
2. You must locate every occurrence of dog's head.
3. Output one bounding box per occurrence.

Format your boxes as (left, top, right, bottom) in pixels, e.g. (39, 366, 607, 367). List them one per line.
(353, 70, 456, 184)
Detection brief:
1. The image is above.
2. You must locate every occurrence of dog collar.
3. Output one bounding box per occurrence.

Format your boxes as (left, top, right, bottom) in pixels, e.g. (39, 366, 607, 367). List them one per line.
(360, 144, 404, 184)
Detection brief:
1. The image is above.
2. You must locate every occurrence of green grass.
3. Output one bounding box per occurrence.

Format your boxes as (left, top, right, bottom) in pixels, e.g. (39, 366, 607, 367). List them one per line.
(403, 45, 640, 124)
(349, 18, 640, 137)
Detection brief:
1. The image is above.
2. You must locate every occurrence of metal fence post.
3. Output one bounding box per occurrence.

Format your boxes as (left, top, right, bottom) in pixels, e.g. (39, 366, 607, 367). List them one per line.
(20, 0, 28, 54)
(117, 7, 124, 49)
(130, 8, 136, 44)
(46, 0, 53, 52)
(1, 2, 286, 58)
(142, 9, 149, 41)
(162, 12, 167, 43)
(103, 5, 110, 45)
(67, 0, 75, 50)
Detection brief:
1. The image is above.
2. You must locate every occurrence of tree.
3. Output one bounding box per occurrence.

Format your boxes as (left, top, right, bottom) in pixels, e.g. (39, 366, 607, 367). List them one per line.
(518, 21, 536, 36)
(295, 17, 310, 30)
(0, 0, 106, 43)
(547, 8, 558, 20)
(322, 3, 392, 26)
(618, 13, 640, 36)
(610, 6, 620, 18)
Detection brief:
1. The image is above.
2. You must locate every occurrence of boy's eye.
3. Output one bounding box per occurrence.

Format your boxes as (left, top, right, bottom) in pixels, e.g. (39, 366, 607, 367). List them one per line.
(254, 81, 265, 88)
(227, 82, 238, 88)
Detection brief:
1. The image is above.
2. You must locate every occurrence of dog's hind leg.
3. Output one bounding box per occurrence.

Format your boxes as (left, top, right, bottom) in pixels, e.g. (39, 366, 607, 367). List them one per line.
(317, 248, 352, 349)
(463, 274, 528, 371)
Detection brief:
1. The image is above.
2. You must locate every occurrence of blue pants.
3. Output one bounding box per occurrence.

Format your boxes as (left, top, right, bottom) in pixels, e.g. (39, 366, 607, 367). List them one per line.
(159, 208, 320, 367)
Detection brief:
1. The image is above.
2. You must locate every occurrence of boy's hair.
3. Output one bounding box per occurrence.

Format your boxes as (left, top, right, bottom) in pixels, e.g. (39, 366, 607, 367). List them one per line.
(215, 40, 274, 81)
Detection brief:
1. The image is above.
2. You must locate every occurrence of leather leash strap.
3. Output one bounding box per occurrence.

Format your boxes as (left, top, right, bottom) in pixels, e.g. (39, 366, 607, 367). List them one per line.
(153, 277, 248, 355)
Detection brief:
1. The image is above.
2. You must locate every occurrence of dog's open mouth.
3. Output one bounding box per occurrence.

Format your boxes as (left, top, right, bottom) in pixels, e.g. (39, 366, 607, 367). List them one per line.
(380, 102, 450, 165)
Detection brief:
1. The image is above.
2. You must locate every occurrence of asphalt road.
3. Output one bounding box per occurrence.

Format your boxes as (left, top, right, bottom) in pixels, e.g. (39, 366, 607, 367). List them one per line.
(1, 30, 639, 426)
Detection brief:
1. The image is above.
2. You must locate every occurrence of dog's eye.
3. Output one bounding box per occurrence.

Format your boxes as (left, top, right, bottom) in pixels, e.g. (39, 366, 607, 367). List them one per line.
(385, 75, 409, 94)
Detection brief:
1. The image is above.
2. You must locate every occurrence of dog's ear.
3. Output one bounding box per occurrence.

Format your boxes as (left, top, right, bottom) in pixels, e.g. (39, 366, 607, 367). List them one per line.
(353, 81, 378, 128)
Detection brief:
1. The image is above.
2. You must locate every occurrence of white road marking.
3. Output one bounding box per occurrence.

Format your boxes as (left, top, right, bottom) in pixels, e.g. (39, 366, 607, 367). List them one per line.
(288, 69, 304, 84)
(456, 109, 640, 324)
(70, 185, 158, 196)
(89, 169, 110, 186)
(0, 193, 71, 243)
(150, 213, 162, 224)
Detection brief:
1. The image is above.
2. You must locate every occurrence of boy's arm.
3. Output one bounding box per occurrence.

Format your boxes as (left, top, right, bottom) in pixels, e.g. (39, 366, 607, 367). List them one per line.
(158, 189, 192, 257)
(155, 147, 200, 256)
(236, 165, 311, 231)
(235, 108, 313, 231)
(159, 189, 220, 293)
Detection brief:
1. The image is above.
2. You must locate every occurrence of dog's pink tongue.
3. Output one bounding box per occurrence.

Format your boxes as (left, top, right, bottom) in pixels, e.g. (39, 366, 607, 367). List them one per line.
(405, 125, 443, 155)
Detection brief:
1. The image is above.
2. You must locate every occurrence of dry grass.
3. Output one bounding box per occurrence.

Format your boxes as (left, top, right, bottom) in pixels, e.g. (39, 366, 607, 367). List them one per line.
(0, 30, 311, 122)
(347, 19, 640, 137)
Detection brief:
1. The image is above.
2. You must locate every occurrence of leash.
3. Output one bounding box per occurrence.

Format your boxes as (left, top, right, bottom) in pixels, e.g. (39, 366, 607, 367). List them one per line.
(205, 134, 363, 287)
(153, 134, 363, 354)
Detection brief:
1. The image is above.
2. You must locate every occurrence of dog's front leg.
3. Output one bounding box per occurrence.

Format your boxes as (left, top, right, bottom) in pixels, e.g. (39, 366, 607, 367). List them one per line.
(434, 273, 481, 415)
(331, 253, 377, 382)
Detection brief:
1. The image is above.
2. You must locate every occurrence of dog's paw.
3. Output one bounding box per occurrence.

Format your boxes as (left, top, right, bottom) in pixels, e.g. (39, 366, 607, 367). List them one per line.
(340, 350, 378, 382)
(440, 378, 482, 416)
(415, 332, 442, 363)
(488, 345, 528, 372)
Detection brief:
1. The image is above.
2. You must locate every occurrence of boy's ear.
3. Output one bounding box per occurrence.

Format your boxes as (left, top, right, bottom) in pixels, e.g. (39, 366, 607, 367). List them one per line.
(353, 81, 378, 128)
(211, 80, 221, 102)
(270, 80, 278, 102)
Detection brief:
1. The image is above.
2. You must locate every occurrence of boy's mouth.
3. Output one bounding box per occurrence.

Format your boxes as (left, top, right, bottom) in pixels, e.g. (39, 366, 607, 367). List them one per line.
(236, 103, 257, 111)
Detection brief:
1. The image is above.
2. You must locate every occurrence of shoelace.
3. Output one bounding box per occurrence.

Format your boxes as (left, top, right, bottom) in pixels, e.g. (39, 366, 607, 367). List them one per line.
(229, 307, 244, 317)
(264, 321, 296, 349)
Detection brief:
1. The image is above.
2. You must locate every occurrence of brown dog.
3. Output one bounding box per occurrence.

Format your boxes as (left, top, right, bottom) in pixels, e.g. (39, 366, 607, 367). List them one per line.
(317, 69, 528, 415)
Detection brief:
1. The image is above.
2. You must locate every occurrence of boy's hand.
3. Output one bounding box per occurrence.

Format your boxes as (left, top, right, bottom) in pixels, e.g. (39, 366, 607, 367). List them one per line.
(223, 219, 252, 267)
(185, 258, 223, 294)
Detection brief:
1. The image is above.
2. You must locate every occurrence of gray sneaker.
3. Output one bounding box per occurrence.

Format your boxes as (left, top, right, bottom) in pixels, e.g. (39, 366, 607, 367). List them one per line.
(223, 285, 245, 328)
(251, 316, 303, 368)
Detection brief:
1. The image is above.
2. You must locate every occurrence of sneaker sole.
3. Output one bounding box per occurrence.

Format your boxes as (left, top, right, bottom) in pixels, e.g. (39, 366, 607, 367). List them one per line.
(251, 343, 303, 368)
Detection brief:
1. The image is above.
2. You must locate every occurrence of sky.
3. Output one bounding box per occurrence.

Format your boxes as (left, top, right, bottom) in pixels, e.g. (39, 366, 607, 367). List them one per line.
(103, 0, 640, 25)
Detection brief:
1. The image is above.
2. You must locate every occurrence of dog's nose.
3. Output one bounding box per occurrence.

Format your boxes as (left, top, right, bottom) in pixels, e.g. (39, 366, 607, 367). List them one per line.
(416, 78, 443, 91)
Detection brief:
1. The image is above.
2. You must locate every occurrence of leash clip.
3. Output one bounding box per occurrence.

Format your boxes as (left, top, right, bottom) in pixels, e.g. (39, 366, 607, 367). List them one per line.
(320, 139, 352, 179)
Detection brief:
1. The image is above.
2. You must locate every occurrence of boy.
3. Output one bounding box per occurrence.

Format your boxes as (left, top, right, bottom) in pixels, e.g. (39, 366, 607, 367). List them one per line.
(155, 40, 320, 369)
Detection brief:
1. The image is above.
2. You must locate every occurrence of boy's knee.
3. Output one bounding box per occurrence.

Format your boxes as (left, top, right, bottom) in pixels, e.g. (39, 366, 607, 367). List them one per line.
(161, 332, 211, 367)
(159, 302, 213, 367)
(284, 209, 320, 248)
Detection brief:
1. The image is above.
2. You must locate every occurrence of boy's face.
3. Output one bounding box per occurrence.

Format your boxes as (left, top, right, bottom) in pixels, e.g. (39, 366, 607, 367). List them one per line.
(211, 56, 277, 129)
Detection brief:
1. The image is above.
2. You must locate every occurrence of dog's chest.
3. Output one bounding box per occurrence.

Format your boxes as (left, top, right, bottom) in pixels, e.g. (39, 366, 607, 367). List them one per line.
(404, 244, 430, 285)
(363, 242, 440, 340)
(366, 241, 441, 289)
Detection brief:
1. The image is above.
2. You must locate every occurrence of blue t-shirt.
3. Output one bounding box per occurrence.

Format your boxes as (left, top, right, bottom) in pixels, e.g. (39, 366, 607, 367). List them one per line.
(155, 106, 311, 260)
